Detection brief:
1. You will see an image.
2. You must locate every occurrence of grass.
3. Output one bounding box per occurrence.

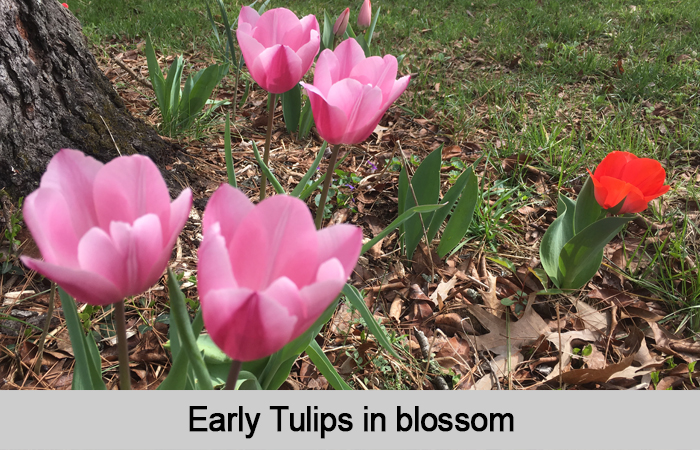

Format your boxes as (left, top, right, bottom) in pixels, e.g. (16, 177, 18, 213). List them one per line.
(2, 0, 697, 390)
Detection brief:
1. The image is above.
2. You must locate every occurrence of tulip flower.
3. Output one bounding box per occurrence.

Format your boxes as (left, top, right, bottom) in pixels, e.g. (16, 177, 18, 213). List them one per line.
(21, 149, 192, 306)
(334, 8, 350, 37)
(300, 38, 410, 146)
(198, 184, 362, 362)
(358, 0, 371, 29)
(589, 151, 670, 214)
(236, 6, 320, 94)
(61, 3, 68, 8)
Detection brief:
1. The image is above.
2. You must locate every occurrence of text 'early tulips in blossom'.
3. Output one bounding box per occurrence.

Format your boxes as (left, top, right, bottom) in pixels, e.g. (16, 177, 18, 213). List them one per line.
(21, 149, 192, 306)
(589, 151, 670, 214)
(197, 184, 362, 362)
(236, 6, 320, 94)
(300, 38, 410, 145)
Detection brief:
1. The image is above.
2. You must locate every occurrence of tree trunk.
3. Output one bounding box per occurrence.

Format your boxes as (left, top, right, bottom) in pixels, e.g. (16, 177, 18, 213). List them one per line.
(0, 0, 176, 201)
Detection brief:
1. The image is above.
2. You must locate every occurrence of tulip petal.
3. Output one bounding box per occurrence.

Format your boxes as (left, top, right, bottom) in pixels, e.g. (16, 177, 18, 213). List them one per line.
(237, 5, 260, 28)
(302, 83, 348, 145)
(294, 29, 320, 77)
(203, 287, 297, 361)
(594, 151, 637, 179)
(251, 45, 303, 93)
(77, 226, 126, 293)
(21, 256, 122, 306)
(349, 55, 397, 97)
(167, 188, 192, 248)
(385, 75, 411, 110)
(316, 224, 363, 278)
(333, 38, 369, 79)
(263, 276, 307, 321)
(197, 223, 238, 294)
(236, 28, 266, 74)
(229, 195, 318, 290)
(327, 79, 383, 144)
(202, 183, 255, 242)
(39, 149, 101, 236)
(93, 155, 171, 236)
(296, 258, 347, 332)
(109, 214, 165, 295)
(23, 188, 80, 267)
(619, 158, 667, 196)
(252, 8, 303, 48)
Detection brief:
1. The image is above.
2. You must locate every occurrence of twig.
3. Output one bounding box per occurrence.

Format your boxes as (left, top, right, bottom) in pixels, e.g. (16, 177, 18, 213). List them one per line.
(111, 55, 153, 90)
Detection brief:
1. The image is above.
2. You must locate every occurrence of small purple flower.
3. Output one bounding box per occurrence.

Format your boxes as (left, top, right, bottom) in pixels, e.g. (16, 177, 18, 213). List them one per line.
(367, 161, 378, 172)
(344, 184, 355, 190)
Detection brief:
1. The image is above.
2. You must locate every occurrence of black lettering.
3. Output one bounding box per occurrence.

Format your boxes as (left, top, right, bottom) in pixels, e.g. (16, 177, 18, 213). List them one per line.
(421, 412, 437, 432)
(370, 412, 386, 432)
(490, 413, 514, 432)
(246, 413, 260, 439)
(455, 413, 469, 431)
(338, 413, 353, 432)
(209, 413, 225, 432)
(290, 411, 305, 432)
(320, 413, 336, 439)
(190, 406, 208, 432)
(270, 406, 289, 432)
(471, 413, 487, 432)
(227, 412, 237, 432)
(438, 413, 453, 432)
(397, 406, 412, 432)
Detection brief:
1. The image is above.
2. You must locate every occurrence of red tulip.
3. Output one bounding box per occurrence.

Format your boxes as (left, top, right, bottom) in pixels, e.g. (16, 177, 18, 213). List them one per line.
(61, 2, 68, 7)
(589, 151, 670, 214)
(21, 149, 192, 305)
(333, 8, 350, 37)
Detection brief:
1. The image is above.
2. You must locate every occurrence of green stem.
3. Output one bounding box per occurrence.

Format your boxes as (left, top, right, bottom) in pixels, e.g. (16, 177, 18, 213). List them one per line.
(225, 360, 243, 390)
(114, 300, 131, 390)
(33, 282, 56, 375)
(260, 93, 277, 201)
(315, 144, 341, 229)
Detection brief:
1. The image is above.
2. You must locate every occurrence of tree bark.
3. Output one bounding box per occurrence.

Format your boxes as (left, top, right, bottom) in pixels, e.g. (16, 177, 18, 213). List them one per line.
(0, 0, 176, 201)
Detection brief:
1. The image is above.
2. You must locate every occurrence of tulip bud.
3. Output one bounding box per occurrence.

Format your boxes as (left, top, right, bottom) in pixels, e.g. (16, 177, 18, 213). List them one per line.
(333, 8, 350, 37)
(358, 0, 371, 29)
(61, 2, 68, 7)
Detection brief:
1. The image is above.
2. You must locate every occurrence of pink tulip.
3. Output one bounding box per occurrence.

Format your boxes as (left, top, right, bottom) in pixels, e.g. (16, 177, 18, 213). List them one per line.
(236, 6, 320, 94)
(333, 8, 350, 37)
(358, 0, 371, 29)
(198, 184, 362, 361)
(300, 38, 410, 145)
(21, 149, 192, 306)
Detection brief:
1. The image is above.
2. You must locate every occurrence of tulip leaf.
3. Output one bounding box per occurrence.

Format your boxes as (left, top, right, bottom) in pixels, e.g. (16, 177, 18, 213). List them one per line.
(215, 0, 237, 67)
(437, 168, 479, 257)
(539, 194, 576, 288)
(574, 176, 602, 234)
(60, 288, 106, 390)
(84, 328, 107, 390)
(321, 10, 334, 52)
(177, 63, 227, 131)
(291, 141, 327, 198)
(144, 36, 166, 117)
(426, 167, 473, 243)
(298, 100, 315, 139)
(236, 371, 263, 390)
(397, 164, 408, 254)
(342, 284, 400, 359)
(558, 215, 633, 289)
(366, 6, 381, 50)
(167, 268, 213, 390)
(306, 340, 352, 390)
(224, 113, 236, 188)
(264, 355, 297, 390)
(164, 56, 184, 125)
(251, 140, 285, 194)
(361, 203, 446, 256)
(402, 146, 442, 261)
(281, 83, 302, 133)
(297, 152, 348, 200)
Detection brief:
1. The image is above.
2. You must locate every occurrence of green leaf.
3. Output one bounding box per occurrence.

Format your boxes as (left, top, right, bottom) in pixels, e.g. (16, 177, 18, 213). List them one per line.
(361, 203, 445, 256)
(164, 55, 184, 124)
(321, 10, 334, 52)
(281, 83, 302, 133)
(167, 268, 213, 390)
(84, 330, 107, 390)
(224, 113, 236, 188)
(177, 63, 227, 131)
(215, 0, 237, 67)
(236, 370, 263, 390)
(397, 165, 408, 254)
(402, 146, 442, 261)
(291, 142, 327, 198)
(60, 288, 105, 390)
(342, 284, 400, 359)
(437, 167, 479, 257)
(298, 101, 314, 139)
(264, 355, 297, 390)
(366, 6, 381, 49)
(297, 152, 348, 201)
(426, 167, 474, 243)
(558, 215, 633, 289)
(574, 177, 602, 234)
(487, 256, 517, 274)
(145, 36, 166, 115)
(539, 194, 576, 288)
(306, 340, 352, 390)
(251, 140, 285, 194)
